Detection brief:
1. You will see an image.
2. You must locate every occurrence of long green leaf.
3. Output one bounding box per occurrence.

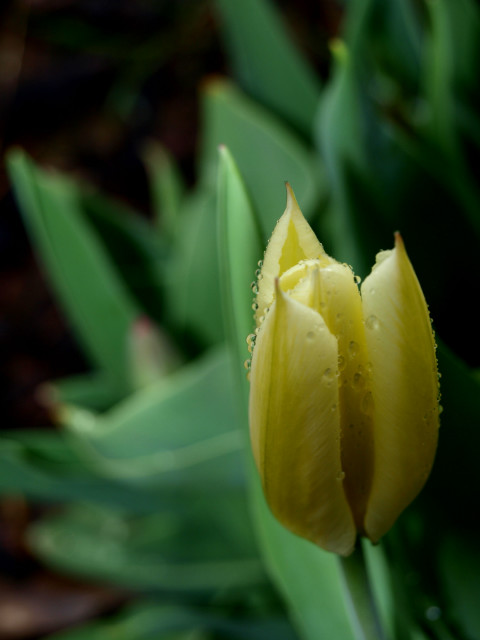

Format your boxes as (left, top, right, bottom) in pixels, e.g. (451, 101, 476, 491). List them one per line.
(28, 502, 264, 592)
(200, 80, 324, 237)
(142, 141, 185, 240)
(59, 347, 245, 488)
(213, 0, 321, 136)
(7, 149, 138, 393)
(216, 145, 263, 398)
(47, 601, 297, 640)
(164, 188, 224, 346)
(0, 431, 159, 512)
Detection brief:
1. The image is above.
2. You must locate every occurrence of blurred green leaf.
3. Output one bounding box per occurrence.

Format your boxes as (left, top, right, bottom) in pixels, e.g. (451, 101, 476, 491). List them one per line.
(425, 342, 480, 527)
(425, 0, 480, 154)
(315, 43, 374, 273)
(213, 0, 321, 136)
(216, 145, 263, 398)
(422, 0, 480, 234)
(439, 534, 480, 640)
(164, 188, 224, 346)
(60, 347, 245, 488)
(200, 79, 324, 237)
(143, 141, 185, 241)
(44, 372, 123, 412)
(345, 0, 422, 91)
(47, 601, 297, 640)
(80, 188, 167, 323)
(7, 149, 138, 396)
(29, 502, 263, 592)
(0, 430, 160, 512)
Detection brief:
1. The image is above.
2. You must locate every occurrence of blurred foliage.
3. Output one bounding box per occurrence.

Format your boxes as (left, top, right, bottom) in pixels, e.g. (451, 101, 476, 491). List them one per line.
(1, 0, 480, 638)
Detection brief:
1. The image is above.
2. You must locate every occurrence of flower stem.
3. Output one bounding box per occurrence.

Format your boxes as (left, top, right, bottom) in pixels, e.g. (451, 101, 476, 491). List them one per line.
(339, 541, 389, 640)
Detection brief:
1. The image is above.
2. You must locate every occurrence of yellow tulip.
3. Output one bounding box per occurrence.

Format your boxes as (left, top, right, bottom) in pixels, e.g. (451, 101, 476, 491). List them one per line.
(248, 185, 439, 556)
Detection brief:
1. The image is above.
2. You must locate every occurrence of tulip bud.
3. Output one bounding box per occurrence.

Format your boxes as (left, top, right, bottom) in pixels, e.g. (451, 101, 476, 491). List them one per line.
(248, 185, 439, 556)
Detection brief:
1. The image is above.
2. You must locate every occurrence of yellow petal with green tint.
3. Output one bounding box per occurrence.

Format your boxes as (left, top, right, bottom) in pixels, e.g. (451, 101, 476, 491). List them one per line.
(361, 234, 439, 542)
(255, 184, 330, 324)
(249, 282, 356, 556)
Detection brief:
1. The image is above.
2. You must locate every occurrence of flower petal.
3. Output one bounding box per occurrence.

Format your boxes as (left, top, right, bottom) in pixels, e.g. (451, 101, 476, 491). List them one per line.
(255, 185, 330, 324)
(249, 282, 356, 556)
(361, 234, 440, 542)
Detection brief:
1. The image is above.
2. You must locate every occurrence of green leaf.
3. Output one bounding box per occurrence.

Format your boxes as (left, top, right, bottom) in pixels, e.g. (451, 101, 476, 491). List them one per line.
(28, 502, 264, 592)
(6, 149, 138, 394)
(46, 372, 129, 411)
(47, 601, 297, 640)
(344, 0, 422, 91)
(439, 534, 480, 640)
(164, 188, 224, 346)
(213, 0, 321, 136)
(143, 141, 185, 240)
(425, 0, 480, 155)
(426, 342, 480, 527)
(422, 0, 480, 233)
(80, 188, 167, 323)
(216, 145, 263, 398)
(315, 43, 372, 272)
(0, 431, 160, 512)
(60, 347, 245, 488)
(200, 80, 324, 237)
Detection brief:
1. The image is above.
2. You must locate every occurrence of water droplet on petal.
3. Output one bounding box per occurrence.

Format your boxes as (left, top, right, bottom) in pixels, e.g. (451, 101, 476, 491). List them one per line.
(353, 372, 365, 388)
(348, 341, 358, 358)
(366, 315, 380, 330)
(322, 368, 336, 386)
(425, 606, 442, 622)
(361, 391, 373, 414)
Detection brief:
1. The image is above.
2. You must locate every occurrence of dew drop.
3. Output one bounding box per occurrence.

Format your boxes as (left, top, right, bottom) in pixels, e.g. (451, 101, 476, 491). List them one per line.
(425, 606, 442, 622)
(322, 368, 336, 385)
(306, 331, 316, 341)
(354, 275, 361, 284)
(366, 315, 380, 330)
(244, 359, 251, 370)
(257, 259, 263, 268)
(338, 355, 346, 371)
(251, 282, 259, 294)
(336, 471, 346, 481)
(348, 341, 358, 358)
(246, 334, 256, 353)
(353, 372, 364, 388)
(361, 391, 373, 414)
(252, 301, 259, 311)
